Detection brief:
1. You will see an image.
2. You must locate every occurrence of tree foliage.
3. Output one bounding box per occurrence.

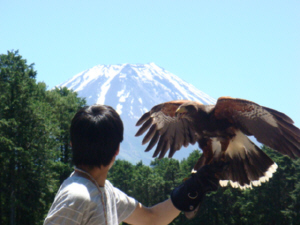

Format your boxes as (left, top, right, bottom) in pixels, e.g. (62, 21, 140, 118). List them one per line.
(0, 51, 86, 225)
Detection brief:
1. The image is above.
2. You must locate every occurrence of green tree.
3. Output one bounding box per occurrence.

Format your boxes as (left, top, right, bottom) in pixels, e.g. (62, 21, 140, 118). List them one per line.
(151, 158, 182, 197)
(285, 178, 300, 223)
(46, 87, 86, 183)
(108, 159, 135, 195)
(131, 161, 153, 206)
(180, 150, 202, 175)
(0, 51, 86, 225)
(0, 50, 58, 224)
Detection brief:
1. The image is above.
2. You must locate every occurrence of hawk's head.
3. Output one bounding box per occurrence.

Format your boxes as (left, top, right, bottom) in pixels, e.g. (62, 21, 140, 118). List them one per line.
(175, 102, 200, 118)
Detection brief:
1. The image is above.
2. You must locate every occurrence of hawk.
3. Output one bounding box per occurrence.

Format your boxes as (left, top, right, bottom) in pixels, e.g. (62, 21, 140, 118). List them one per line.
(135, 97, 300, 189)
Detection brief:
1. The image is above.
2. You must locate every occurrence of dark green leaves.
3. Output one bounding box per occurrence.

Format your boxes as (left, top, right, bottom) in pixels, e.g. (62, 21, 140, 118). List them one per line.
(0, 51, 86, 225)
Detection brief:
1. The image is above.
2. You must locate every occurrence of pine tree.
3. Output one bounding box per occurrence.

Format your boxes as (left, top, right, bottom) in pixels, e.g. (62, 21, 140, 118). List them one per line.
(0, 51, 86, 225)
(0, 50, 54, 224)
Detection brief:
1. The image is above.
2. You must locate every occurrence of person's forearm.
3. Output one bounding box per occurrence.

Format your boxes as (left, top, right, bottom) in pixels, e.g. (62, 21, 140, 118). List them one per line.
(124, 199, 180, 225)
(148, 199, 180, 225)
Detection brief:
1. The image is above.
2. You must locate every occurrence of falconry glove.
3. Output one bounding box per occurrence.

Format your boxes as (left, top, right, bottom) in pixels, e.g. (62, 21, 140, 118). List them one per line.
(170, 163, 223, 212)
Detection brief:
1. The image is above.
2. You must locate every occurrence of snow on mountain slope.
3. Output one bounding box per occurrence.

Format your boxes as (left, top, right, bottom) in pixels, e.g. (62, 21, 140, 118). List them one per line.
(59, 63, 216, 164)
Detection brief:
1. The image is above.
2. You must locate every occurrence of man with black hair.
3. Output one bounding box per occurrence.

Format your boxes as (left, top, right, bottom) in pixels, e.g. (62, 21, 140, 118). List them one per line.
(44, 105, 221, 225)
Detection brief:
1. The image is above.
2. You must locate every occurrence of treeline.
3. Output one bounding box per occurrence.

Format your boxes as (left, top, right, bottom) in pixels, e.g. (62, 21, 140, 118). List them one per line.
(110, 148, 300, 225)
(0, 51, 86, 225)
(1, 51, 300, 225)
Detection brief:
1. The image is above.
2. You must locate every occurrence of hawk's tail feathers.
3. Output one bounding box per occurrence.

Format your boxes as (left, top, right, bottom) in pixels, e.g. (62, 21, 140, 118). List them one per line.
(194, 131, 278, 190)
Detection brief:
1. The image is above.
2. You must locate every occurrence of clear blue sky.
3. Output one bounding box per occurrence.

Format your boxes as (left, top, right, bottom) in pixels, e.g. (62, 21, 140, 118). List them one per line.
(1, 1, 299, 127)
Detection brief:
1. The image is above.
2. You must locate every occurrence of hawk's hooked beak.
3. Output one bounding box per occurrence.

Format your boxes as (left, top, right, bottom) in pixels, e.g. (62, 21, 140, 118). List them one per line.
(175, 106, 188, 119)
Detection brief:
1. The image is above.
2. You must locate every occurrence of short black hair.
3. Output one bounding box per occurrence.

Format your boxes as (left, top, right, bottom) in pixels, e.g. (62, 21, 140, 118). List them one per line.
(70, 105, 123, 167)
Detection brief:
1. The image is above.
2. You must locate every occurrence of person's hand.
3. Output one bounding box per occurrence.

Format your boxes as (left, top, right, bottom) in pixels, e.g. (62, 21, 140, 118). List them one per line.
(170, 162, 225, 213)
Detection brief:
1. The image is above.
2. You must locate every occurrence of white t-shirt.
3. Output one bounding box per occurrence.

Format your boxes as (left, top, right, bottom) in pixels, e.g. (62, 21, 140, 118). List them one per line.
(44, 172, 138, 225)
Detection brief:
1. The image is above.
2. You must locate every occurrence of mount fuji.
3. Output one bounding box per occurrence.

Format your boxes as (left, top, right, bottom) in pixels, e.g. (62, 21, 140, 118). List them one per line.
(59, 63, 216, 164)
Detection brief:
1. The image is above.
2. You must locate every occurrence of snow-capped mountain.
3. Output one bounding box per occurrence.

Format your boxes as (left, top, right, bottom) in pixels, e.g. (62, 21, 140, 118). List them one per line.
(59, 63, 216, 164)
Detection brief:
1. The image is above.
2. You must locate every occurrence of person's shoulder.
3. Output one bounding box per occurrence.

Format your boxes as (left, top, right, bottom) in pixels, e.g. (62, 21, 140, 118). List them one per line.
(106, 180, 136, 203)
(105, 180, 114, 188)
(59, 176, 96, 201)
(105, 180, 120, 195)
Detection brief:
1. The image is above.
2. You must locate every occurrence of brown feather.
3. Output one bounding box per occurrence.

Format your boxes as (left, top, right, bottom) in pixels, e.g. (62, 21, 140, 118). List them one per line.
(145, 131, 160, 152)
(136, 111, 151, 126)
(264, 106, 294, 124)
(136, 97, 300, 189)
(135, 117, 153, 137)
(159, 140, 171, 159)
(142, 124, 157, 145)
(152, 133, 167, 158)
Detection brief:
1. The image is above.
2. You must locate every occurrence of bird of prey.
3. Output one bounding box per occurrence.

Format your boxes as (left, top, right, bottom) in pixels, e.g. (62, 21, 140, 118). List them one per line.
(135, 97, 300, 189)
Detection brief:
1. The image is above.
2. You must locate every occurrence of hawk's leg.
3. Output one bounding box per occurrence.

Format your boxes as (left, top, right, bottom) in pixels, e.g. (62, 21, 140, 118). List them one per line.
(220, 138, 230, 161)
(191, 138, 214, 173)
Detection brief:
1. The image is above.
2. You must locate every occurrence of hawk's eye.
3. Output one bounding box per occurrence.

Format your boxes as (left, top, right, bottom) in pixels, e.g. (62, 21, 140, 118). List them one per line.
(186, 105, 197, 112)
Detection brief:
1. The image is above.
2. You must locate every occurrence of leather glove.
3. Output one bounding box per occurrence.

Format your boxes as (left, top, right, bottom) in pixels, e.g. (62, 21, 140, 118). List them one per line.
(170, 162, 224, 212)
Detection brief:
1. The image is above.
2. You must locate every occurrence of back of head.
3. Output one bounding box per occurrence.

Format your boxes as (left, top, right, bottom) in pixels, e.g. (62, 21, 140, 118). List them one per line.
(70, 105, 124, 168)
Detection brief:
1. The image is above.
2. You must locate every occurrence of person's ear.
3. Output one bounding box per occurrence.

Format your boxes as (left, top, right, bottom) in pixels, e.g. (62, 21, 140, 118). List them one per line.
(115, 145, 120, 156)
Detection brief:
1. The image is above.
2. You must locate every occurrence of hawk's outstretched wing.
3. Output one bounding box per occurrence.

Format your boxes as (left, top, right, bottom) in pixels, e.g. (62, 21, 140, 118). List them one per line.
(214, 97, 300, 159)
(135, 100, 198, 158)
